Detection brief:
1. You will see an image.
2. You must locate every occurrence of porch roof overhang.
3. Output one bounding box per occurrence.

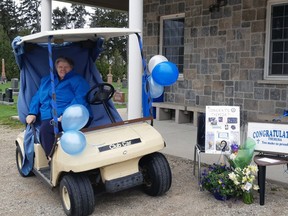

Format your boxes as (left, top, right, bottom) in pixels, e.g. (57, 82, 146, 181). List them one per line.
(54, 0, 129, 11)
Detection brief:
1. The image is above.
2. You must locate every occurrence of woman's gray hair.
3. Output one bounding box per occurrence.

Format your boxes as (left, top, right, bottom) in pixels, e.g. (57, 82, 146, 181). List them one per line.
(55, 57, 74, 68)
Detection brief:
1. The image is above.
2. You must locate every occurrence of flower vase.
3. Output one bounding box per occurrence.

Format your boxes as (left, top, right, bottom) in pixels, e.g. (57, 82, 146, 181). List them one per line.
(242, 191, 254, 204)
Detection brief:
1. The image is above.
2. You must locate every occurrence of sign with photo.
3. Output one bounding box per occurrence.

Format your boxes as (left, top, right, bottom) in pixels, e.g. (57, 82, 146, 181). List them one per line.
(205, 106, 240, 154)
(247, 122, 288, 154)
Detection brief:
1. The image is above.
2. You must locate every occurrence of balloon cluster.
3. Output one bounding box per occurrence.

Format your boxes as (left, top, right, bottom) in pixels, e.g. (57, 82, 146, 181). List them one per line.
(147, 55, 179, 98)
(60, 104, 89, 155)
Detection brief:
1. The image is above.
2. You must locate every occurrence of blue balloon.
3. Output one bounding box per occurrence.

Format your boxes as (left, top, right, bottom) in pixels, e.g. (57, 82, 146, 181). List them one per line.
(147, 75, 164, 99)
(60, 130, 86, 155)
(62, 104, 89, 131)
(152, 61, 179, 86)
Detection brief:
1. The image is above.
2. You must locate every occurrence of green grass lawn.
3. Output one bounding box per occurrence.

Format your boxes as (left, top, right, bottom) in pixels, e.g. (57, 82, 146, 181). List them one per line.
(0, 82, 23, 128)
(0, 81, 128, 128)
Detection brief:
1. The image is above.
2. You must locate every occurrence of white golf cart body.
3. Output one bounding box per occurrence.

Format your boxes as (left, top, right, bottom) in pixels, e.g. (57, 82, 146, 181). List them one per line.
(14, 28, 171, 216)
(16, 118, 165, 186)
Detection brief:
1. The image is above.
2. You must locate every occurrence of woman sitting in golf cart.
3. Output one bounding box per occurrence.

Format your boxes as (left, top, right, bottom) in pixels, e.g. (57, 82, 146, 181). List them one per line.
(25, 57, 91, 158)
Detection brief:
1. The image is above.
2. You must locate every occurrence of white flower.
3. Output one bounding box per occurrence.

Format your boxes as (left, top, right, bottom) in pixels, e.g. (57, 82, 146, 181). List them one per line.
(242, 176, 248, 183)
(229, 153, 237, 160)
(228, 172, 237, 181)
(234, 180, 240, 185)
(249, 165, 258, 173)
(253, 185, 259, 190)
(243, 167, 251, 176)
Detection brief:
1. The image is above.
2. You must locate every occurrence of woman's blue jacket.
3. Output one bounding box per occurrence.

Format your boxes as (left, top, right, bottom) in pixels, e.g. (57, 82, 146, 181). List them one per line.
(29, 69, 90, 120)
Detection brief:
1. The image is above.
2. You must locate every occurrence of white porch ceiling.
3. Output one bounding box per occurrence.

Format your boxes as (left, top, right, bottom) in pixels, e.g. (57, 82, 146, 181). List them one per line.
(54, 0, 129, 11)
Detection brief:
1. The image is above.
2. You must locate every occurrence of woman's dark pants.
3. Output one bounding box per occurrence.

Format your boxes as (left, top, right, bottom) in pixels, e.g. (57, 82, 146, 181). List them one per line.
(40, 119, 63, 157)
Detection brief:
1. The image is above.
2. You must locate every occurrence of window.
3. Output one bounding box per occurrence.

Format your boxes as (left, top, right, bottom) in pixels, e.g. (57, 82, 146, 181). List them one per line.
(265, 0, 288, 80)
(160, 13, 185, 74)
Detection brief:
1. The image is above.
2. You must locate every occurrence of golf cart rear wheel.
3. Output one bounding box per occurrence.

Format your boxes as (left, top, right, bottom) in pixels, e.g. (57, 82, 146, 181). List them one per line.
(60, 174, 95, 216)
(16, 145, 33, 177)
(139, 152, 172, 196)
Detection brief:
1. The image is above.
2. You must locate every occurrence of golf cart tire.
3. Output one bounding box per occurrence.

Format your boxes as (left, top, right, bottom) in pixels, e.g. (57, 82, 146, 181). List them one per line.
(16, 145, 34, 177)
(60, 174, 95, 216)
(140, 152, 172, 196)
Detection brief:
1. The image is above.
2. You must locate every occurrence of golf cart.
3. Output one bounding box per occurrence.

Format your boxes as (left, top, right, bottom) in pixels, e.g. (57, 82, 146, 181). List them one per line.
(13, 28, 172, 216)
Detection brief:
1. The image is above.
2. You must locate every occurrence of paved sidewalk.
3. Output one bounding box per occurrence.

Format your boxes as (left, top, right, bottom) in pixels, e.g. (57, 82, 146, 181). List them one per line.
(118, 108, 288, 184)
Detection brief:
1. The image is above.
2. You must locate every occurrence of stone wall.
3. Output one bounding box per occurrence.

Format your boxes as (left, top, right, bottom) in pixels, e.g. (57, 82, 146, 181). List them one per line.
(143, 0, 288, 123)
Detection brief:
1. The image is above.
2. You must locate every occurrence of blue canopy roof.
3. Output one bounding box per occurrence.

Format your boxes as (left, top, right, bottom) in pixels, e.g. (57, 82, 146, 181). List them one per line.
(12, 34, 124, 127)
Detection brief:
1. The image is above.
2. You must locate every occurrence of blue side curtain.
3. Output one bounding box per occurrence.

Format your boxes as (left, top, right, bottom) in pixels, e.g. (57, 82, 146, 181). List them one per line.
(12, 37, 122, 127)
(21, 123, 40, 176)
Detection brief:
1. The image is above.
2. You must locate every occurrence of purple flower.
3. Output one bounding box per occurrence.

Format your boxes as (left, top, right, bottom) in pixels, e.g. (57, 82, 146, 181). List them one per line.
(231, 143, 239, 153)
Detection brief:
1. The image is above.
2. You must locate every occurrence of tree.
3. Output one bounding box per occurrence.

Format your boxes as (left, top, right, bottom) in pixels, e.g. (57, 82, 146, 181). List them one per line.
(19, 0, 41, 33)
(52, 6, 70, 30)
(0, 0, 22, 41)
(70, 4, 88, 28)
(96, 56, 110, 82)
(111, 49, 126, 82)
(0, 25, 19, 79)
(90, 8, 128, 28)
(90, 8, 128, 63)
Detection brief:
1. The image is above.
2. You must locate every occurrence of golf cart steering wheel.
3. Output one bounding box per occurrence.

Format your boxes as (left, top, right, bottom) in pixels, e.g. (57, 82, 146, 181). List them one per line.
(86, 83, 115, 105)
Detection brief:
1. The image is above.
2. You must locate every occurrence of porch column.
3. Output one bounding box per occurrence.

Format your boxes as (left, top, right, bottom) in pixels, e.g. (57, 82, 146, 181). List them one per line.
(128, 0, 143, 119)
(41, 0, 52, 31)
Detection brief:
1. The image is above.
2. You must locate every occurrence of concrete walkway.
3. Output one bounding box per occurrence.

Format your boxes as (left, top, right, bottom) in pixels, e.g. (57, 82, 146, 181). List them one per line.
(118, 108, 288, 184)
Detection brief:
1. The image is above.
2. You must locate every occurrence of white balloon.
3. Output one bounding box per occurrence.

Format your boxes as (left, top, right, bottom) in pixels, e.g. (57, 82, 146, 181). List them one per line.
(148, 55, 168, 74)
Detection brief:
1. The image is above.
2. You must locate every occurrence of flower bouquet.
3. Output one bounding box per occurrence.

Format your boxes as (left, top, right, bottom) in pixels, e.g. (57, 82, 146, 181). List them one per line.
(227, 138, 259, 204)
(201, 164, 242, 201)
(228, 165, 259, 204)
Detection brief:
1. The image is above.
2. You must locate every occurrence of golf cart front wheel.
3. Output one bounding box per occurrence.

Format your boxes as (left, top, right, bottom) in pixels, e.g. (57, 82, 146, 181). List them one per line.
(140, 152, 172, 196)
(60, 174, 95, 216)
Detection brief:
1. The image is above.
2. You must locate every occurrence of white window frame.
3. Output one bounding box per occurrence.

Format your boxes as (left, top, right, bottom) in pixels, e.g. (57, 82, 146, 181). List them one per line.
(264, 0, 288, 80)
(160, 13, 185, 77)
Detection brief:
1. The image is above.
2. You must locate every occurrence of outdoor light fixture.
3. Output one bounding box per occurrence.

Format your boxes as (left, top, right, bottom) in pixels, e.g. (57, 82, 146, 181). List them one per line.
(209, 0, 228, 12)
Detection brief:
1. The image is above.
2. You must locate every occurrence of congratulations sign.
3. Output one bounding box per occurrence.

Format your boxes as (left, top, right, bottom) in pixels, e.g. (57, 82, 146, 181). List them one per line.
(247, 122, 288, 154)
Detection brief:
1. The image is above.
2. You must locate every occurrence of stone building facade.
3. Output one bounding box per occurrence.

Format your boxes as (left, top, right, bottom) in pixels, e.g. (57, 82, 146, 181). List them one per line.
(142, 0, 288, 123)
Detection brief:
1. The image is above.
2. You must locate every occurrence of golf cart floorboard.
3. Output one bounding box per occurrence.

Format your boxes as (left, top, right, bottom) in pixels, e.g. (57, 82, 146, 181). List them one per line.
(33, 167, 52, 187)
